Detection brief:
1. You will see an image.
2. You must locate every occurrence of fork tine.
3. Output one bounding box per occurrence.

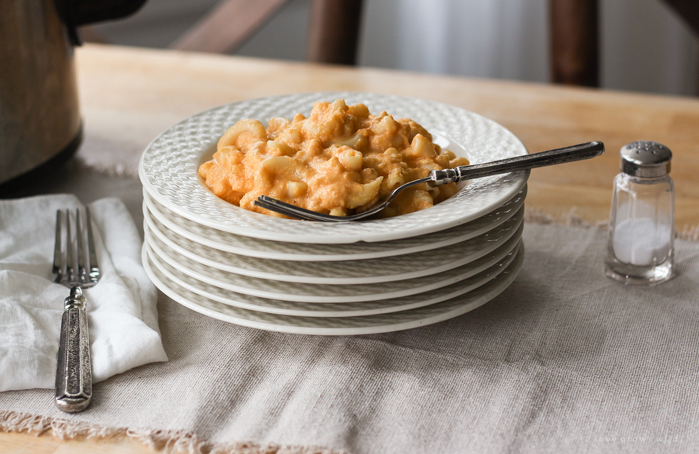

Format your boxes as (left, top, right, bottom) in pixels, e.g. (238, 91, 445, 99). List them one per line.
(85, 207, 100, 284)
(254, 176, 431, 221)
(254, 196, 336, 221)
(255, 196, 373, 222)
(66, 209, 77, 284)
(76, 209, 87, 285)
(52, 211, 64, 282)
(255, 199, 334, 222)
(254, 199, 316, 221)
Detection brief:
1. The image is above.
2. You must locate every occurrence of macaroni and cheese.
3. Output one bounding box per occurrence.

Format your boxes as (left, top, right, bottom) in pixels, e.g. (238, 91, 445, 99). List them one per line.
(198, 99, 469, 218)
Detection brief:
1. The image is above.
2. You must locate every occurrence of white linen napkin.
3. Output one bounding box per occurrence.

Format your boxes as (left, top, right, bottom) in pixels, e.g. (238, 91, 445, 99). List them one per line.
(0, 194, 167, 392)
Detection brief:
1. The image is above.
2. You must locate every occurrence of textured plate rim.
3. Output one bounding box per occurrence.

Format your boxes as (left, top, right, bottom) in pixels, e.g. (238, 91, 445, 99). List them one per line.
(143, 205, 523, 284)
(143, 244, 524, 335)
(142, 185, 527, 262)
(145, 241, 520, 318)
(139, 92, 529, 244)
(144, 223, 523, 303)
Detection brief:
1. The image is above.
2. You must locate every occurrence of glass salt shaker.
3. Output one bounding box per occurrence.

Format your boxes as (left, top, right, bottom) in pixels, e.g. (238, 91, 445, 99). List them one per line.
(605, 141, 674, 285)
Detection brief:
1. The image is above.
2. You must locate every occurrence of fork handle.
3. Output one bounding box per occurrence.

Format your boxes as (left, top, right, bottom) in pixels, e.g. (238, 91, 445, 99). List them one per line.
(55, 287, 92, 413)
(430, 141, 605, 185)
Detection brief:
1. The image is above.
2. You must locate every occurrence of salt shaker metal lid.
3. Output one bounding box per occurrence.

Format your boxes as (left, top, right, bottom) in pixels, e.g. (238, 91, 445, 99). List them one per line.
(620, 140, 672, 178)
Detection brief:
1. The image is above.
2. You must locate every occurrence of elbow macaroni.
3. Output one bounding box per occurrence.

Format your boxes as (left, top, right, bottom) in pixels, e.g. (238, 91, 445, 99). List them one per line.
(198, 99, 469, 218)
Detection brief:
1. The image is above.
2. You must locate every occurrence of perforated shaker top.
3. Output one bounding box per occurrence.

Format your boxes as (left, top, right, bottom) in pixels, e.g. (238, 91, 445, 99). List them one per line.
(620, 141, 672, 178)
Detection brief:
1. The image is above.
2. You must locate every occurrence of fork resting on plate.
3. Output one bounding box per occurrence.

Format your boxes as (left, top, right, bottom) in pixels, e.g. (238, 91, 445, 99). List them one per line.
(255, 141, 605, 221)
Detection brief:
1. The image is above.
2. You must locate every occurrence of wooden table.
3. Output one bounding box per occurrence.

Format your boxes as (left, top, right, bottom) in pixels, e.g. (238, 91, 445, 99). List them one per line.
(2, 44, 699, 453)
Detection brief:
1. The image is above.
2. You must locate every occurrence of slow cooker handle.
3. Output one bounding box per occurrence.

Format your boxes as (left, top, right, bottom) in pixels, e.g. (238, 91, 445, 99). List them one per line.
(55, 0, 148, 45)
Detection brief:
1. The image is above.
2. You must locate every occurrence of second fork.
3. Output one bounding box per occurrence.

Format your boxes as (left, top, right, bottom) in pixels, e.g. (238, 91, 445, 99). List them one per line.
(53, 208, 100, 413)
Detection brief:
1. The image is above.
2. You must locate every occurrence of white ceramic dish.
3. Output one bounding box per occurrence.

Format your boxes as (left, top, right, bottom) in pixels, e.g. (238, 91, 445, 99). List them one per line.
(142, 243, 524, 335)
(144, 222, 522, 303)
(147, 241, 520, 317)
(144, 205, 523, 284)
(143, 186, 526, 261)
(139, 92, 528, 244)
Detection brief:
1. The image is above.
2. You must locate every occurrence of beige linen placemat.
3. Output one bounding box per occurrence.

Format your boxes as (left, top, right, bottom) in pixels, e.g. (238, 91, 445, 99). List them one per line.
(1, 221, 698, 454)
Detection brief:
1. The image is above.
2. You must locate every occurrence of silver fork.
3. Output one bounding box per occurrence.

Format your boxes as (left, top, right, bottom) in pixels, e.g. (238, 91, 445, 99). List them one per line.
(52, 208, 101, 412)
(254, 141, 605, 221)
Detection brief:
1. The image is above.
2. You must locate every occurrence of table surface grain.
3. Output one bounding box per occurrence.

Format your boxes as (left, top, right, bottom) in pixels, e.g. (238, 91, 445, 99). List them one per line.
(3, 43, 699, 453)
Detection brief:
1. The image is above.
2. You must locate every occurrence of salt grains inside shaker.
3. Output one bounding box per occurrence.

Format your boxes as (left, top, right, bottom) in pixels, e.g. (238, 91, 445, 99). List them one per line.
(605, 141, 675, 285)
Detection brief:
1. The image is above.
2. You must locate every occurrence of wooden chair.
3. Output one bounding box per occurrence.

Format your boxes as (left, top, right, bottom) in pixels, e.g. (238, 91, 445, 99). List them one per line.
(550, 0, 699, 89)
(170, 0, 364, 65)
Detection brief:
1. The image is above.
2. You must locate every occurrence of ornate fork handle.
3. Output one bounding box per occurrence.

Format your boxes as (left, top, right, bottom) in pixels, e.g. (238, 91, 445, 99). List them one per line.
(55, 286, 92, 412)
(53, 208, 100, 413)
(430, 141, 605, 186)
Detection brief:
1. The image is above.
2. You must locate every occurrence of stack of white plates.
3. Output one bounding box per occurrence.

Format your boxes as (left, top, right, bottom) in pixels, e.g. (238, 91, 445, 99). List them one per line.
(139, 93, 529, 335)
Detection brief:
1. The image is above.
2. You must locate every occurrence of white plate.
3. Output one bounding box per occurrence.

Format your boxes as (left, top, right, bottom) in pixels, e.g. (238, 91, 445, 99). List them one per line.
(139, 92, 528, 244)
(143, 186, 526, 261)
(144, 222, 523, 303)
(146, 241, 520, 317)
(144, 204, 523, 284)
(142, 243, 524, 335)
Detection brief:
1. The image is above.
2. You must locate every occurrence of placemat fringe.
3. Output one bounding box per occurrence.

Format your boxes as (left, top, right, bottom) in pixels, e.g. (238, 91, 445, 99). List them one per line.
(0, 411, 346, 454)
(524, 207, 606, 229)
(680, 224, 699, 242)
(74, 156, 140, 179)
(524, 207, 699, 242)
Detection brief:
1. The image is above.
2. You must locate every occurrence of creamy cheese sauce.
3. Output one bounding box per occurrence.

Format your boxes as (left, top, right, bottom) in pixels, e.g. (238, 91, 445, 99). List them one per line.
(198, 99, 469, 218)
